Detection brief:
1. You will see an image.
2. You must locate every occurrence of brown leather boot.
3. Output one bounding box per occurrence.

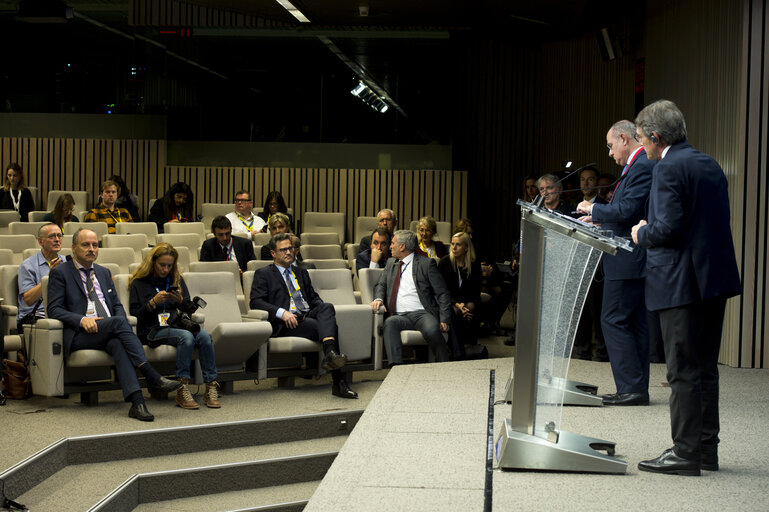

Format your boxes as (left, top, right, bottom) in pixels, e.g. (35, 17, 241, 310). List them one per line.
(204, 381, 221, 408)
(175, 378, 199, 409)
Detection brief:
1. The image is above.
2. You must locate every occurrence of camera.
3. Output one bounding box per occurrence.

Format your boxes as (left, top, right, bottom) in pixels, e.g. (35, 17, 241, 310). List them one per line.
(166, 296, 207, 335)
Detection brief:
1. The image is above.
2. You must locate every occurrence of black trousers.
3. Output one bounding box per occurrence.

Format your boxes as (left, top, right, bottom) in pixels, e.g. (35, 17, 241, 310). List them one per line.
(658, 296, 727, 460)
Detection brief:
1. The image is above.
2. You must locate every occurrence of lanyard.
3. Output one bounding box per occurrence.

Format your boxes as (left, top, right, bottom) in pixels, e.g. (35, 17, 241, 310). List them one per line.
(457, 264, 464, 287)
(10, 189, 20, 211)
(221, 241, 234, 261)
(154, 276, 170, 311)
(236, 213, 254, 231)
(107, 208, 122, 223)
(284, 268, 302, 297)
(419, 241, 435, 258)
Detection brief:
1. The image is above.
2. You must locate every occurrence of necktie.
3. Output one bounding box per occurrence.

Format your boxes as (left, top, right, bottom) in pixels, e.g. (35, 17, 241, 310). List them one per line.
(222, 245, 229, 260)
(388, 260, 403, 315)
(81, 268, 109, 318)
(284, 269, 309, 312)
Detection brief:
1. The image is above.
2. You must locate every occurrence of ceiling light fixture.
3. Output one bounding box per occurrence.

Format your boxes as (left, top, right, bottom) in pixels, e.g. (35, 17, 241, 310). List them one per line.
(274, 0, 311, 23)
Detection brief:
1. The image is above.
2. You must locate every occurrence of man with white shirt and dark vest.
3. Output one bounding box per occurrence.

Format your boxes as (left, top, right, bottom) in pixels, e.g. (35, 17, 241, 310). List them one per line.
(47, 228, 182, 421)
(370, 230, 451, 366)
(199, 216, 256, 274)
(249, 233, 357, 399)
(225, 190, 266, 241)
(578, 120, 654, 406)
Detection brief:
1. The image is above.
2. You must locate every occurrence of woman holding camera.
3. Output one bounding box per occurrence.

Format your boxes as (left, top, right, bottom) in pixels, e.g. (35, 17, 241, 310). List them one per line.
(129, 243, 220, 409)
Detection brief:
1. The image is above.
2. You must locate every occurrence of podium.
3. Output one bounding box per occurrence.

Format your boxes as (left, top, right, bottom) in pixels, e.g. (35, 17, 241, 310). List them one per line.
(495, 201, 632, 473)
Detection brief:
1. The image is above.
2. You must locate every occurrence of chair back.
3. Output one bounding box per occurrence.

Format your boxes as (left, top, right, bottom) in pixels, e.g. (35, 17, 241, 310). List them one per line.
(0, 235, 38, 262)
(182, 271, 243, 329)
(188, 260, 242, 293)
(0, 264, 19, 308)
(252, 232, 271, 245)
(64, 221, 109, 240)
(201, 203, 233, 228)
(9, 221, 48, 237)
(112, 274, 133, 311)
(410, 219, 452, 242)
(116, 222, 158, 244)
(300, 244, 343, 259)
(359, 268, 385, 304)
(302, 212, 345, 244)
(0, 211, 21, 234)
(102, 233, 149, 260)
(95, 247, 137, 274)
(300, 232, 340, 246)
(307, 269, 356, 305)
(27, 211, 49, 222)
(0, 249, 14, 266)
(354, 216, 378, 243)
(46, 190, 89, 212)
(247, 259, 273, 271)
(156, 233, 202, 261)
(302, 258, 348, 269)
(22, 248, 72, 260)
(164, 222, 207, 244)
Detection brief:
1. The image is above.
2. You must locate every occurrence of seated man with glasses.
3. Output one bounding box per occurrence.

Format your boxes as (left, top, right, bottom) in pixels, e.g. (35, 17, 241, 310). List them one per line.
(250, 233, 358, 399)
(200, 215, 256, 274)
(225, 190, 266, 241)
(17, 223, 67, 332)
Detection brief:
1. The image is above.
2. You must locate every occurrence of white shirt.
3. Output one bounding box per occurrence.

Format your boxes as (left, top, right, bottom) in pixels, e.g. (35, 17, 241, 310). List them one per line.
(661, 146, 671, 159)
(226, 211, 266, 238)
(394, 252, 424, 314)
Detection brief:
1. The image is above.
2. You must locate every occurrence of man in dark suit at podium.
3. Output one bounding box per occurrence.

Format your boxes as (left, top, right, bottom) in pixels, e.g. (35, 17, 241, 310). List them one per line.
(631, 100, 741, 476)
(577, 120, 654, 405)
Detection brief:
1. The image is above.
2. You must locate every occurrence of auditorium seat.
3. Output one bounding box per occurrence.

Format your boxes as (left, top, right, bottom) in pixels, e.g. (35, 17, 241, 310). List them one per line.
(302, 212, 345, 245)
(0, 211, 20, 235)
(156, 233, 202, 262)
(0, 265, 23, 355)
(102, 233, 150, 261)
(0, 235, 39, 264)
(246, 259, 273, 271)
(141, 245, 192, 273)
(94, 247, 138, 273)
(0, 249, 14, 266)
(300, 232, 340, 246)
(64, 221, 109, 240)
(164, 222, 207, 244)
(46, 190, 89, 212)
(188, 260, 245, 314)
(409, 219, 452, 242)
(116, 222, 158, 245)
(27, 211, 49, 222)
(9, 221, 48, 237)
(300, 244, 343, 260)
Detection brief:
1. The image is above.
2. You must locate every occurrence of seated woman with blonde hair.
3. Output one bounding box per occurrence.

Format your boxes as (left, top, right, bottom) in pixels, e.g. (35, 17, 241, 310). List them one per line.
(129, 243, 220, 409)
(416, 216, 448, 260)
(438, 232, 482, 359)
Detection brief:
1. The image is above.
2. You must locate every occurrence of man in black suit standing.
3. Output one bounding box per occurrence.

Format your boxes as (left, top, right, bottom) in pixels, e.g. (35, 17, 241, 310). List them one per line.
(355, 227, 391, 276)
(631, 100, 741, 475)
(200, 216, 256, 274)
(47, 228, 181, 421)
(577, 120, 654, 405)
(250, 233, 357, 399)
(370, 230, 451, 365)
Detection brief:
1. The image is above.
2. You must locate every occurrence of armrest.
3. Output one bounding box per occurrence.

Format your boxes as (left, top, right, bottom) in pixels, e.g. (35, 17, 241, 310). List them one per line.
(34, 318, 64, 329)
(125, 314, 137, 327)
(1, 304, 18, 317)
(191, 312, 205, 324)
(246, 309, 269, 320)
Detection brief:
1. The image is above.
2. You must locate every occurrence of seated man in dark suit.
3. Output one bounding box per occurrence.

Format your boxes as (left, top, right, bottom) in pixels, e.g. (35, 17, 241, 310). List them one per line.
(355, 227, 391, 276)
(200, 216, 256, 274)
(359, 208, 397, 253)
(47, 228, 181, 422)
(370, 230, 451, 365)
(250, 233, 357, 399)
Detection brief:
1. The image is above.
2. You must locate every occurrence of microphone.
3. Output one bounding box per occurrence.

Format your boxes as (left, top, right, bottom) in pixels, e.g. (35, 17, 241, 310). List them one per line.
(533, 162, 597, 207)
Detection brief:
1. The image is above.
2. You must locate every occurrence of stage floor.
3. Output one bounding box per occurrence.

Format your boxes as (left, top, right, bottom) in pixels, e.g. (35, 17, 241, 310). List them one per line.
(306, 357, 769, 511)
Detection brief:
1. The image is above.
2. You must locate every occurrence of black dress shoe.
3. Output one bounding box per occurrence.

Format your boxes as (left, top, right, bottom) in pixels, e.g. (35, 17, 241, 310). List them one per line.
(322, 349, 348, 370)
(128, 403, 155, 422)
(638, 448, 700, 476)
(332, 380, 358, 399)
(601, 392, 649, 406)
(149, 377, 183, 394)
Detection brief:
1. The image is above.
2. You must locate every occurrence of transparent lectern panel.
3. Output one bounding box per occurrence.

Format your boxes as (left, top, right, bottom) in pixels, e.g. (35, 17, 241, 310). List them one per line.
(532, 229, 602, 439)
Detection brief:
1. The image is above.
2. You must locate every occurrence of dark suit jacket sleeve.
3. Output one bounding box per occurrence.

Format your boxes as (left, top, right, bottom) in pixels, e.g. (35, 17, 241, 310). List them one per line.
(373, 259, 393, 302)
(260, 245, 271, 260)
(359, 236, 371, 253)
(426, 258, 452, 323)
(591, 156, 653, 225)
(199, 238, 217, 262)
(636, 160, 684, 248)
(250, 267, 281, 319)
(47, 265, 85, 330)
(236, 237, 256, 272)
(355, 251, 370, 276)
(147, 200, 166, 232)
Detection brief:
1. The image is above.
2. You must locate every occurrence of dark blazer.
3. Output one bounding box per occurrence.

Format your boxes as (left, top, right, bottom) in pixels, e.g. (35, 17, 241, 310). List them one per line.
(437, 257, 482, 306)
(0, 188, 34, 222)
(636, 142, 741, 311)
(200, 236, 256, 273)
(250, 264, 323, 335)
(591, 149, 654, 281)
(355, 248, 388, 276)
(129, 274, 192, 341)
(47, 261, 126, 357)
(358, 235, 372, 253)
(373, 253, 452, 323)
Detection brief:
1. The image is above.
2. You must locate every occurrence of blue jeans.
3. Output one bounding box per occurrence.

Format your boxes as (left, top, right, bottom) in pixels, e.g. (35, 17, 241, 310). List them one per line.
(162, 327, 217, 382)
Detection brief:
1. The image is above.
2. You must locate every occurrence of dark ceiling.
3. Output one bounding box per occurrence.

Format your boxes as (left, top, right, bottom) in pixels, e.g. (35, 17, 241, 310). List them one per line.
(0, 0, 624, 143)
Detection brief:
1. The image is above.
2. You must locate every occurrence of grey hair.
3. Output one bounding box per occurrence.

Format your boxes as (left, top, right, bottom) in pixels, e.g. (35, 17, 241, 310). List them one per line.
(37, 222, 59, 238)
(393, 230, 417, 252)
(610, 120, 637, 139)
(377, 208, 397, 222)
(72, 227, 96, 245)
(634, 99, 687, 145)
(536, 174, 562, 192)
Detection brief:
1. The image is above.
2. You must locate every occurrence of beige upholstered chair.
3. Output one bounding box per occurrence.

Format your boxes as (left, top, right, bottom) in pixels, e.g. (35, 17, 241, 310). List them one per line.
(9, 221, 48, 237)
(27, 211, 49, 222)
(0, 235, 38, 264)
(354, 216, 378, 244)
(156, 233, 202, 262)
(188, 260, 245, 314)
(302, 212, 345, 244)
(116, 222, 158, 245)
(300, 232, 340, 246)
(300, 244, 343, 260)
(93, 247, 137, 273)
(0, 211, 20, 235)
(64, 221, 109, 240)
(246, 259, 273, 272)
(164, 222, 207, 244)
(102, 233, 150, 261)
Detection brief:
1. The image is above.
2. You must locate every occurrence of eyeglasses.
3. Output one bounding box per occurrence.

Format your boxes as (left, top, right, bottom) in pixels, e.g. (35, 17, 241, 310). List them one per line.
(633, 133, 642, 142)
(235, 199, 252, 203)
(606, 143, 613, 150)
(277, 247, 294, 253)
(45, 233, 64, 240)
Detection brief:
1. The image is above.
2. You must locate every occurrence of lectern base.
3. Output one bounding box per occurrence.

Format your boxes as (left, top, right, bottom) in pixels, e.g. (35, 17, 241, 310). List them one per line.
(504, 376, 603, 406)
(495, 418, 627, 474)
